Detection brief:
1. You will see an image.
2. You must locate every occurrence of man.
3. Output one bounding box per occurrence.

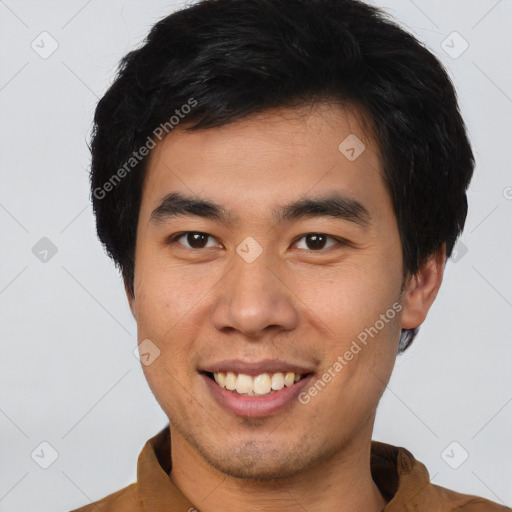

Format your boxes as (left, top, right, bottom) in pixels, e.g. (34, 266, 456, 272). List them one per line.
(73, 0, 510, 510)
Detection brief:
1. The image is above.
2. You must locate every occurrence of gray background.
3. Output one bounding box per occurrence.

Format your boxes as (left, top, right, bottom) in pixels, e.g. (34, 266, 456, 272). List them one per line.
(0, 0, 511, 510)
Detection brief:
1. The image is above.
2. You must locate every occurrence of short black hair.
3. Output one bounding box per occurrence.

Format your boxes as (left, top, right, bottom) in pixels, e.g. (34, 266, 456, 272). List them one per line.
(90, 0, 474, 353)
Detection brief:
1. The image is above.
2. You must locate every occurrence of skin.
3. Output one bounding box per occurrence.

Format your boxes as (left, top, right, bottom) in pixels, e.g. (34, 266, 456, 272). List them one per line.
(127, 102, 445, 511)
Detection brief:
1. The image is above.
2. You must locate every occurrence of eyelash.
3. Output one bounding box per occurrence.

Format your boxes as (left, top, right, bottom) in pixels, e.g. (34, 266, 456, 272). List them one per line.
(167, 231, 347, 252)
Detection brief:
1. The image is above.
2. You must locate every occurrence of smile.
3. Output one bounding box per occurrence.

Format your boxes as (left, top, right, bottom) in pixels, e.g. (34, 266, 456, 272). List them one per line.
(209, 371, 306, 396)
(201, 370, 314, 418)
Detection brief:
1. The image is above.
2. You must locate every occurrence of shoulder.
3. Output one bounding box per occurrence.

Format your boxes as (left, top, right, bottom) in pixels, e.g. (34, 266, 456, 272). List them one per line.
(400, 446, 512, 511)
(370, 441, 511, 511)
(427, 481, 511, 511)
(69, 482, 142, 511)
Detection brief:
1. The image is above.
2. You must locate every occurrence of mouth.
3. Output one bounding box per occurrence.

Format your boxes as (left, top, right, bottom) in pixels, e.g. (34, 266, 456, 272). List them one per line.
(203, 370, 310, 397)
(200, 368, 315, 418)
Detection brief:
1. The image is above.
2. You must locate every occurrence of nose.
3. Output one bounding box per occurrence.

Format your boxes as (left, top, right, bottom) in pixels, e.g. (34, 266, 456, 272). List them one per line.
(211, 250, 299, 339)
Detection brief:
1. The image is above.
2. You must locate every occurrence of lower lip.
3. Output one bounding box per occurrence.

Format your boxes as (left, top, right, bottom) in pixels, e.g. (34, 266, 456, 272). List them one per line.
(201, 373, 314, 418)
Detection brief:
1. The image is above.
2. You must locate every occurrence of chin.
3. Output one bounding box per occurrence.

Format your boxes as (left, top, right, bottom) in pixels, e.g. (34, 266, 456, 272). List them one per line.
(209, 453, 311, 481)
(198, 438, 321, 481)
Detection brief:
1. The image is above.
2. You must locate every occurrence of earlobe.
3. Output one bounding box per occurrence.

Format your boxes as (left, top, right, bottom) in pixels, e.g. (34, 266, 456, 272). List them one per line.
(400, 244, 446, 330)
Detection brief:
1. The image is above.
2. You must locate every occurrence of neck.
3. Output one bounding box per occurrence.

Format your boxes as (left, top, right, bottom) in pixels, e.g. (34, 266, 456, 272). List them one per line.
(169, 421, 387, 512)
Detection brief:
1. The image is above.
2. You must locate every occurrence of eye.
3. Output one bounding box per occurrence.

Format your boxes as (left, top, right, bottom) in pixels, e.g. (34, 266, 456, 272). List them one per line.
(168, 231, 346, 252)
(170, 232, 221, 250)
(293, 233, 340, 251)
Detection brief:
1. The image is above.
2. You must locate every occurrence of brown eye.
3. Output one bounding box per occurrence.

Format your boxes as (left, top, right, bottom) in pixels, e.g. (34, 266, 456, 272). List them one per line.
(173, 232, 218, 249)
(294, 233, 338, 251)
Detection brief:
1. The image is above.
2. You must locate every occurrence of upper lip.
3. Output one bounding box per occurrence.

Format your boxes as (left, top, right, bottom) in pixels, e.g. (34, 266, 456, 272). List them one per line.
(200, 359, 315, 376)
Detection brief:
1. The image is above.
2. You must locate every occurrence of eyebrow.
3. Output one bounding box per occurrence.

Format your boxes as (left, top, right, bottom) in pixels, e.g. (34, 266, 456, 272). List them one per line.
(150, 191, 372, 229)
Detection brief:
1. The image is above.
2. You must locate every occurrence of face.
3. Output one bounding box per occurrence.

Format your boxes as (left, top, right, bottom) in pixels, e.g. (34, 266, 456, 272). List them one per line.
(129, 103, 417, 479)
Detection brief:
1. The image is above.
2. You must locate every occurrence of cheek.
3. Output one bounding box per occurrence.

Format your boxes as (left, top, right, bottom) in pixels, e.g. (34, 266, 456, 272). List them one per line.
(290, 260, 399, 334)
(132, 286, 187, 388)
(133, 255, 207, 334)
(309, 310, 400, 424)
(290, 258, 402, 395)
(135, 287, 197, 414)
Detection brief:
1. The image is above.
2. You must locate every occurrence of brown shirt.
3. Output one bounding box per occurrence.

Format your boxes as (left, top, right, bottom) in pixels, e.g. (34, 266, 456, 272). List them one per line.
(71, 424, 511, 511)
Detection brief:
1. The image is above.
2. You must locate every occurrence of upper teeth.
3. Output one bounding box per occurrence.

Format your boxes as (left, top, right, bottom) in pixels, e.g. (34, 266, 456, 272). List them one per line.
(213, 371, 302, 395)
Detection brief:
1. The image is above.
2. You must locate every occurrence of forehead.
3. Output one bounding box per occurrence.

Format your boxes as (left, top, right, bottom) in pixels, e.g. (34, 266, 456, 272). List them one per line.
(140, 102, 392, 226)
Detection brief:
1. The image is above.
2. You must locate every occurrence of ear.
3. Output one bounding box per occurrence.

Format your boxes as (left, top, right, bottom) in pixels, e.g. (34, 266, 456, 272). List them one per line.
(400, 244, 446, 330)
(124, 278, 136, 319)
